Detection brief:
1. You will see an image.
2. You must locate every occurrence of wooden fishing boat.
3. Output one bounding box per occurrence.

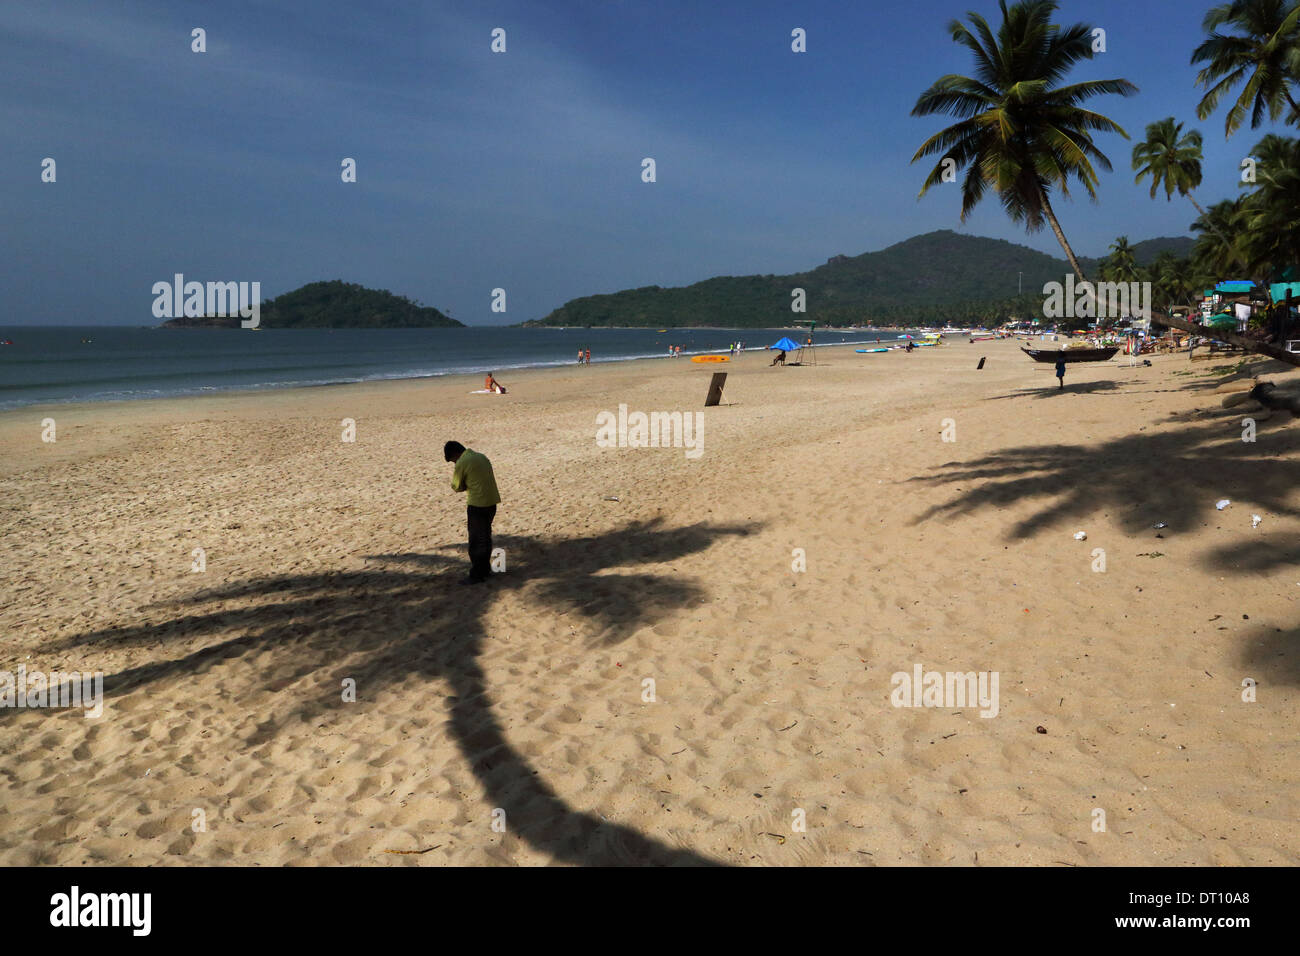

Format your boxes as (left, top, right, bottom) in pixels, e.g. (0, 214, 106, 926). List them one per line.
(1021, 346, 1119, 363)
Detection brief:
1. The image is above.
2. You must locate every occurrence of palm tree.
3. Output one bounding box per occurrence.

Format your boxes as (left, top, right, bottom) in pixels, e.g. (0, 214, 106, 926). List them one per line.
(912, 0, 1137, 283)
(1148, 252, 1181, 312)
(1192, 197, 1251, 276)
(1103, 236, 1141, 282)
(1192, 0, 1300, 138)
(1291, 39, 1300, 121)
(1132, 117, 1253, 272)
(1238, 133, 1300, 274)
(1150, 252, 1211, 318)
(1132, 117, 1210, 216)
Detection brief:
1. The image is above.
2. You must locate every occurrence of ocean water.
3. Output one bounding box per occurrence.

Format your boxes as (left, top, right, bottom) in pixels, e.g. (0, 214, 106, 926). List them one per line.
(0, 326, 905, 410)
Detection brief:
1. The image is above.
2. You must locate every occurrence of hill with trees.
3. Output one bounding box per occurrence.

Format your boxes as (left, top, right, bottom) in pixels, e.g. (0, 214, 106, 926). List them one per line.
(522, 231, 1194, 329)
(161, 280, 463, 328)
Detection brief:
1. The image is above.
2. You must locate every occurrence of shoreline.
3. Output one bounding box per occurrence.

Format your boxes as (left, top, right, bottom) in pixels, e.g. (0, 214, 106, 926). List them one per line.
(0, 338, 904, 420)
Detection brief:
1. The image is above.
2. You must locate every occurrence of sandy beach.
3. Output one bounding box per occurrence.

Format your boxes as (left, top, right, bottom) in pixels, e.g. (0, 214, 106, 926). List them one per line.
(1, 339, 1297, 866)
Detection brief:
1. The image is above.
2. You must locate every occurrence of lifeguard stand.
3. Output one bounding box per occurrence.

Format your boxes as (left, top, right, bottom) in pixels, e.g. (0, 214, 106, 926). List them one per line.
(792, 319, 818, 365)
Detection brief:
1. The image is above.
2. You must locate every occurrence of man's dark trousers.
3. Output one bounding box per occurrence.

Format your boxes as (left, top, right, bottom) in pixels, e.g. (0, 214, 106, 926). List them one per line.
(467, 505, 496, 581)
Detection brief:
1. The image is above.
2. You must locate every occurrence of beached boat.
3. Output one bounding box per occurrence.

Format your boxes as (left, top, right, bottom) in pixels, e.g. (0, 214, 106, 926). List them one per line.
(1021, 346, 1119, 363)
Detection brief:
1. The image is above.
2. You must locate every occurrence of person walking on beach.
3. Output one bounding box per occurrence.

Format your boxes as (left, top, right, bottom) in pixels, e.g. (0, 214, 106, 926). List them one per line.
(585, 348, 591, 365)
(1055, 358, 1066, 389)
(578, 349, 584, 365)
(445, 441, 501, 585)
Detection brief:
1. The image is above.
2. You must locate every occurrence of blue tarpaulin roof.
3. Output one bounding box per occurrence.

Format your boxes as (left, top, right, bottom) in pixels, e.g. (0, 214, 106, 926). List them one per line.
(771, 337, 800, 351)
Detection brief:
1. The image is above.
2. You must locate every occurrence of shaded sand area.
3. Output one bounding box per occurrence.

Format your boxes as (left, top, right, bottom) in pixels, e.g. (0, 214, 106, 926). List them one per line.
(1, 339, 1297, 865)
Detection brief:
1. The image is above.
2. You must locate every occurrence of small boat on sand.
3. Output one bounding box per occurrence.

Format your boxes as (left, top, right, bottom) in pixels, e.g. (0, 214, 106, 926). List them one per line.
(1021, 346, 1119, 363)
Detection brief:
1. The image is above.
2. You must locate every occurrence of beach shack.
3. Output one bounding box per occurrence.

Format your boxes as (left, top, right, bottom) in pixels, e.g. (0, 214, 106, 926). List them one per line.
(1268, 274, 1300, 352)
(1202, 281, 1256, 331)
(1186, 281, 1253, 358)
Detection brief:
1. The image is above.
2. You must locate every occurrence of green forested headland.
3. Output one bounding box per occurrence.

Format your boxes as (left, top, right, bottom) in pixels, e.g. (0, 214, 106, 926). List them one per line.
(161, 280, 464, 328)
(523, 231, 1193, 329)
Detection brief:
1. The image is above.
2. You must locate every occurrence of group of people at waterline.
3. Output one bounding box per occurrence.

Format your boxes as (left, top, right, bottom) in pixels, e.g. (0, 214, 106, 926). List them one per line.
(664, 341, 745, 358)
(581, 341, 749, 362)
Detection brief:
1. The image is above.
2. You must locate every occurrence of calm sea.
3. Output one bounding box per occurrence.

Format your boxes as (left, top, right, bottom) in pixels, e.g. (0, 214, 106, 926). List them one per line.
(0, 326, 906, 410)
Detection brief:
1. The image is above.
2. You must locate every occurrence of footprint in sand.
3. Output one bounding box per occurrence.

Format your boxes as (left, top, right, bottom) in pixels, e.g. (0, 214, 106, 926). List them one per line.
(134, 817, 172, 840)
(166, 833, 197, 856)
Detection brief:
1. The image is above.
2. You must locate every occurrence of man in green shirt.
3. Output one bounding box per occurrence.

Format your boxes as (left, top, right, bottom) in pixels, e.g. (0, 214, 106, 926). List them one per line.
(445, 441, 501, 584)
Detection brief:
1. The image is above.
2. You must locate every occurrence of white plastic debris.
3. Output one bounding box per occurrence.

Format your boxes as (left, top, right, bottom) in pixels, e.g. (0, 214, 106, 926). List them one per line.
(1252, 514, 1262, 528)
(1154, 522, 1167, 529)
(1073, 531, 1088, 541)
(1215, 499, 1231, 510)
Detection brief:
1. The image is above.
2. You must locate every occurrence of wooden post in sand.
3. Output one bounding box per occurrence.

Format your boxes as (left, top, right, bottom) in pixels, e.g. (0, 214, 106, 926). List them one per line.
(705, 372, 727, 407)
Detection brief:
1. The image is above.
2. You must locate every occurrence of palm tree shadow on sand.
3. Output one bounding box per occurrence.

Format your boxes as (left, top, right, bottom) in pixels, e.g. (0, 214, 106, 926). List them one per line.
(908, 414, 1300, 686)
(39, 517, 758, 865)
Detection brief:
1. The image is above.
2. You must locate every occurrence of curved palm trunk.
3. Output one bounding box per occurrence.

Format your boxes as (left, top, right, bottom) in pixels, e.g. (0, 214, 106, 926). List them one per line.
(1038, 186, 1087, 283)
(1157, 311, 1300, 369)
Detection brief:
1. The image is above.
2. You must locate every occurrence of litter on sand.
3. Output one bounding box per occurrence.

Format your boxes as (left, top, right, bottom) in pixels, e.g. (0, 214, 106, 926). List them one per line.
(1073, 531, 1088, 541)
(1153, 522, 1167, 529)
(1252, 514, 1262, 528)
(1215, 499, 1231, 510)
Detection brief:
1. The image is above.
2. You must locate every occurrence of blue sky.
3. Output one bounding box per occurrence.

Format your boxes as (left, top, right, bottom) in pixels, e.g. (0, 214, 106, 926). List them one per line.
(3, 0, 1293, 326)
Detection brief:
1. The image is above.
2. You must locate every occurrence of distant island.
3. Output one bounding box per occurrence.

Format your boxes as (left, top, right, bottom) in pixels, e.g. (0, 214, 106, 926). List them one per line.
(160, 280, 464, 329)
(521, 230, 1194, 329)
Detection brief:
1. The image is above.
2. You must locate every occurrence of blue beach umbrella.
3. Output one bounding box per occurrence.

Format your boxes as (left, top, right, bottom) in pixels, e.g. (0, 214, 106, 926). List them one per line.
(771, 337, 800, 351)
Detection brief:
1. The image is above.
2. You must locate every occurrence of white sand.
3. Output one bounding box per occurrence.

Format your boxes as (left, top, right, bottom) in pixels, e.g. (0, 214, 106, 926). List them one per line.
(1, 339, 1296, 865)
